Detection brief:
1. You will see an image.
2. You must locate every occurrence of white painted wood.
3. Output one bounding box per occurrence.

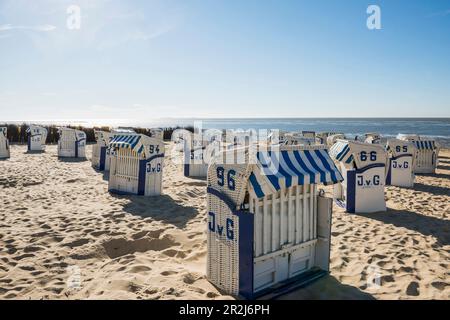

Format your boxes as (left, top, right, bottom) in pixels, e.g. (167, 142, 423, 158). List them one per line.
(263, 196, 269, 255)
(295, 185, 302, 244)
(0, 127, 10, 158)
(58, 128, 86, 158)
(288, 187, 294, 244)
(315, 196, 332, 271)
(414, 149, 438, 173)
(271, 193, 277, 252)
(108, 137, 164, 196)
(303, 185, 309, 241)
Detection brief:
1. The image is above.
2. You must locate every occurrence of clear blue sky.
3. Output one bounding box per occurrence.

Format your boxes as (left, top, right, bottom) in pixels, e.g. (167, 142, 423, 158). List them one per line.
(0, 0, 449, 121)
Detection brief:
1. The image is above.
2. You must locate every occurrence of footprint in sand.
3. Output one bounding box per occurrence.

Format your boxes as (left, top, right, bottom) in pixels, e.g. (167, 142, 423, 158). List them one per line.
(102, 235, 179, 259)
(182, 272, 202, 284)
(62, 239, 90, 249)
(162, 249, 187, 259)
(129, 265, 152, 273)
(12, 253, 35, 261)
(161, 270, 178, 276)
(24, 245, 44, 253)
(431, 281, 448, 291)
(18, 265, 36, 272)
(206, 292, 219, 298)
(406, 281, 420, 296)
(90, 230, 109, 237)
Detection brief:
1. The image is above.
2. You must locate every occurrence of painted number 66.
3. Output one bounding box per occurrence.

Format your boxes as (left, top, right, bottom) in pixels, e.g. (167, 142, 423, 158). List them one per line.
(360, 151, 377, 161)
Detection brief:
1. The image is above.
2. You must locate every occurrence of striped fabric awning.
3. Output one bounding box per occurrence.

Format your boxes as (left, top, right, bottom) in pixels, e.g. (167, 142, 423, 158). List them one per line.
(109, 134, 144, 154)
(248, 149, 343, 198)
(414, 140, 436, 150)
(329, 140, 353, 164)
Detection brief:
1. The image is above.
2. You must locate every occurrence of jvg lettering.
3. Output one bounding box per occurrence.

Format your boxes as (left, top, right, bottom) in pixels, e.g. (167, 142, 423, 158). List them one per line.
(208, 212, 234, 241)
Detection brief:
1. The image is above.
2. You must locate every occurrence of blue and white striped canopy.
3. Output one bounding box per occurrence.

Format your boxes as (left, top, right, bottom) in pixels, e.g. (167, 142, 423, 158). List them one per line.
(414, 140, 436, 150)
(109, 134, 144, 153)
(329, 140, 354, 164)
(248, 149, 343, 198)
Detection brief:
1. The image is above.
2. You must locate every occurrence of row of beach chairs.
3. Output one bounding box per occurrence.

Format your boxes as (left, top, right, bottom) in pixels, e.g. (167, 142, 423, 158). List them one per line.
(88, 128, 440, 298)
(1, 126, 442, 299)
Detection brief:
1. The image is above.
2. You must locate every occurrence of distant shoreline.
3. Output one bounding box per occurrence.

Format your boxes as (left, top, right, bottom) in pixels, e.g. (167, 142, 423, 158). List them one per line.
(2, 118, 449, 147)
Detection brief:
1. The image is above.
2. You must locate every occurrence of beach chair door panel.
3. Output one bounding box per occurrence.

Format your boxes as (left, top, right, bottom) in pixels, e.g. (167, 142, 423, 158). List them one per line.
(389, 155, 414, 187)
(207, 193, 239, 296)
(353, 166, 386, 213)
(145, 156, 163, 196)
(315, 195, 332, 271)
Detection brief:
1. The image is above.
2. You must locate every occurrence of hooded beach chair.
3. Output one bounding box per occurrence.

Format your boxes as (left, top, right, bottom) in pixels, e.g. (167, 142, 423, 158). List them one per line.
(364, 132, 381, 144)
(92, 130, 113, 171)
(326, 134, 346, 148)
(26, 125, 47, 152)
(283, 132, 317, 146)
(58, 128, 86, 158)
(206, 144, 343, 298)
(385, 139, 415, 187)
(150, 128, 164, 141)
(0, 127, 10, 159)
(329, 140, 387, 213)
(316, 132, 343, 145)
(108, 134, 165, 196)
(411, 140, 440, 174)
(397, 134, 440, 174)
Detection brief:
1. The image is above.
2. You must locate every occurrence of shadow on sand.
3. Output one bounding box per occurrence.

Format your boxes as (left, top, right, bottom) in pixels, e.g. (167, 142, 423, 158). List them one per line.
(58, 157, 88, 163)
(417, 171, 450, 180)
(274, 275, 375, 300)
(412, 182, 450, 196)
(112, 194, 199, 229)
(359, 208, 449, 246)
(25, 150, 45, 155)
(91, 167, 110, 181)
(102, 171, 109, 181)
(187, 176, 207, 182)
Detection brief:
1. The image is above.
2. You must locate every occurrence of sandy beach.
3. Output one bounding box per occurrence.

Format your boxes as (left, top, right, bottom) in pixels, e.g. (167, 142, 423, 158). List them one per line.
(0, 143, 448, 300)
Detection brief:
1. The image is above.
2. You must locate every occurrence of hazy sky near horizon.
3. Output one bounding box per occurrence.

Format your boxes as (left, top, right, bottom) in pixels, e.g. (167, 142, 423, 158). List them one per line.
(1, 0, 449, 121)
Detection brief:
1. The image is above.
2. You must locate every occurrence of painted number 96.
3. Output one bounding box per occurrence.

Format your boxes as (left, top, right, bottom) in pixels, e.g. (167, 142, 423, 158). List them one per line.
(217, 167, 236, 191)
